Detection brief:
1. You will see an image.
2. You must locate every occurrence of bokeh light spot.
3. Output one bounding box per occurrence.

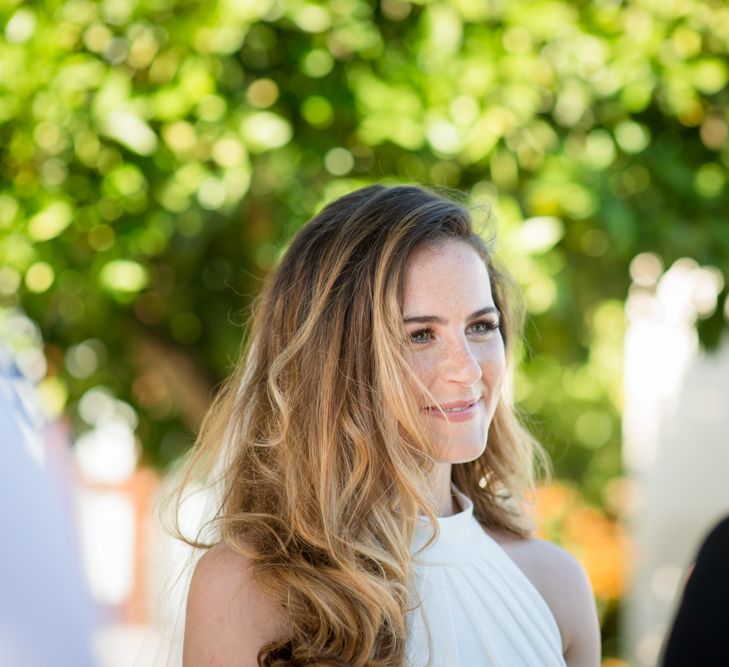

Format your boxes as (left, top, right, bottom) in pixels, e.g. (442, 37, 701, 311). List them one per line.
(630, 252, 664, 287)
(38, 376, 68, 420)
(66, 339, 105, 379)
(5, 8, 36, 44)
(301, 96, 334, 128)
(301, 49, 334, 77)
(614, 120, 650, 154)
(0, 194, 19, 227)
(211, 136, 248, 168)
(581, 229, 609, 257)
(88, 224, 116, 252)
(324, 147, 354, 176)
(246, 78, 279, 109)
(694, 163, 724, 197)
(162, 121, 197, 155)
(100, 260, 149, 293)
(292, 4, 331, 33)
(239, 112, 293, 152)
(24, 262, 55, 293)
(27, 201, 73, 241)
(196, 95, 227, 122)
(517, 216, 564, 255)
(575, 409, 614, 448)
(0, 267, 21, 296)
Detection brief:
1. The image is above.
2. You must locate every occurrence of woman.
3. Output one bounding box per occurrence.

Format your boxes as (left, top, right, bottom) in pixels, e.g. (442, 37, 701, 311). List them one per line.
(179, 185, 600, 666)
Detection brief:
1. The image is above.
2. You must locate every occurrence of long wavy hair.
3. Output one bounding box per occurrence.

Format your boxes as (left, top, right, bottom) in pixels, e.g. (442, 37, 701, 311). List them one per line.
(173, 184, 548, 666)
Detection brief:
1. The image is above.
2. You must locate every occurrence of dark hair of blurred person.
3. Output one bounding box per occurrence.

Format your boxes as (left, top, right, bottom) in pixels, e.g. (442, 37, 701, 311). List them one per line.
(661, 515, 729, 666)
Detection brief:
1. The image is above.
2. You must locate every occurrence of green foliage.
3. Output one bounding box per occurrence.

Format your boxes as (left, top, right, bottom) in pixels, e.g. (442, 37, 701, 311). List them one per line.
(2, 0, 729, 525)
(3, 0, 728, 469)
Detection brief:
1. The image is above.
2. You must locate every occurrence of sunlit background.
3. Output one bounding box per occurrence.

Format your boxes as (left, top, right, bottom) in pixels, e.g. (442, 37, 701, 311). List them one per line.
(2, 0, 729, 665)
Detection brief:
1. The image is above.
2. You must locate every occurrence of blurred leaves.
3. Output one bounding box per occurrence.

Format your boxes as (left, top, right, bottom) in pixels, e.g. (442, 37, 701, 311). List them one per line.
(2, 0, 729, 517)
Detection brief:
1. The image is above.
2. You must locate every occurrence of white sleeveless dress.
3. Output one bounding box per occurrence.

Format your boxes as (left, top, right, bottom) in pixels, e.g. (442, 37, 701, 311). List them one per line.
(406, 487, 567, 667)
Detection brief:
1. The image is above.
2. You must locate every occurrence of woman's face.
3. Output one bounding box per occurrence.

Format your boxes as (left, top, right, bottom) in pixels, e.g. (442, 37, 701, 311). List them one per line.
(402, 240, 506, 463)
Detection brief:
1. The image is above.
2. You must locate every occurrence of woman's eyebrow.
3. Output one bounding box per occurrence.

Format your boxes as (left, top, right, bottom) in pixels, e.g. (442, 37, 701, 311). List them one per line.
(402, 306, 499, 325)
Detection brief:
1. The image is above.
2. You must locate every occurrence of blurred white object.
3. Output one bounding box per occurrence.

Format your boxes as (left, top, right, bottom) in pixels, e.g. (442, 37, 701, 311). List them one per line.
(623, 257, 729, 667)
(0, 345, 96, 667)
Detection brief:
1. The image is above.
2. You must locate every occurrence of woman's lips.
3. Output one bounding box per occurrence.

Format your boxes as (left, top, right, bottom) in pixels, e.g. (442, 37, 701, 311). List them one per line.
(423, 398, 482, 422)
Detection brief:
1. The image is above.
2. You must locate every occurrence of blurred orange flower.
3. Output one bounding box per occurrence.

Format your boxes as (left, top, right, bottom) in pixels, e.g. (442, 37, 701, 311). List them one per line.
(533, 481, 629, 602)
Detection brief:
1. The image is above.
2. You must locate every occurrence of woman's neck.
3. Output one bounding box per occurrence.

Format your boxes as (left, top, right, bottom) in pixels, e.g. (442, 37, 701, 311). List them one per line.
(430, 462, 459, 517)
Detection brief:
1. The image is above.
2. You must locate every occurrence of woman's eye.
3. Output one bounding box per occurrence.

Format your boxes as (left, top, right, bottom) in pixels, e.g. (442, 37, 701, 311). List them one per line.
(409, 329, 432, 344)
(470, 319, 500, 335)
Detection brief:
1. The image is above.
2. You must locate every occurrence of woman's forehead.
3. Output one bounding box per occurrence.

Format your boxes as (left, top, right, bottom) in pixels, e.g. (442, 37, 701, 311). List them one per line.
(402, 241, 494, 313)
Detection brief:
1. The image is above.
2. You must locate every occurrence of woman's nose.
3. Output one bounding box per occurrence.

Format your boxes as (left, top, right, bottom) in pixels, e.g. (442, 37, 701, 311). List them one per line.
(441, 340, 482, 385)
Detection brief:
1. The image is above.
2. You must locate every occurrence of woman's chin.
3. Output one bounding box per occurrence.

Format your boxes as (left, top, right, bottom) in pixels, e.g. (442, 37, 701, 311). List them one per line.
(428, 417, 490, 464)
(434, 438, 488, 464)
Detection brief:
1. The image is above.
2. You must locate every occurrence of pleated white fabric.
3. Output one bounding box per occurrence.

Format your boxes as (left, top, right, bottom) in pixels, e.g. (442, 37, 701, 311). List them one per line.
(406, 487, 567, 667)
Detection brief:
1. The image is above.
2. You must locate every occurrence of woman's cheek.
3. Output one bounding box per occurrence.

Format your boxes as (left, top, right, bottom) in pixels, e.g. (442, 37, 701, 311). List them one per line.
(482, 337, 506, 365)
(404, 349, 437, 394)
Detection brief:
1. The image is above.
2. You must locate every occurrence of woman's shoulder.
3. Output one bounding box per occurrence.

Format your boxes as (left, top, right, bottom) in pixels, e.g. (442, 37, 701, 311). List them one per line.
(184, 543, 288, 666)
(487, 530, 589, 599)
(484, 529, 601, 666)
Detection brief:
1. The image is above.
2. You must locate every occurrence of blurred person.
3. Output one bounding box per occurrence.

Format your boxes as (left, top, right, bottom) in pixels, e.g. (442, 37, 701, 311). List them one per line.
(173, 185, 601, 666)
(0, 348, 95, 667)
(661, 515, 729, 666)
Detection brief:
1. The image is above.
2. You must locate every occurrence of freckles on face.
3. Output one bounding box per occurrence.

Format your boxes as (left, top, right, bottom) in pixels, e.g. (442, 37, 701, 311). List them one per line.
(401, 240, 506, 464)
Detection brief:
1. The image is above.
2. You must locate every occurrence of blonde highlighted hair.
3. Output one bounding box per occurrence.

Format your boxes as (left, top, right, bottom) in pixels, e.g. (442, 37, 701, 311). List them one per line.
(173, 185, 548, 666)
